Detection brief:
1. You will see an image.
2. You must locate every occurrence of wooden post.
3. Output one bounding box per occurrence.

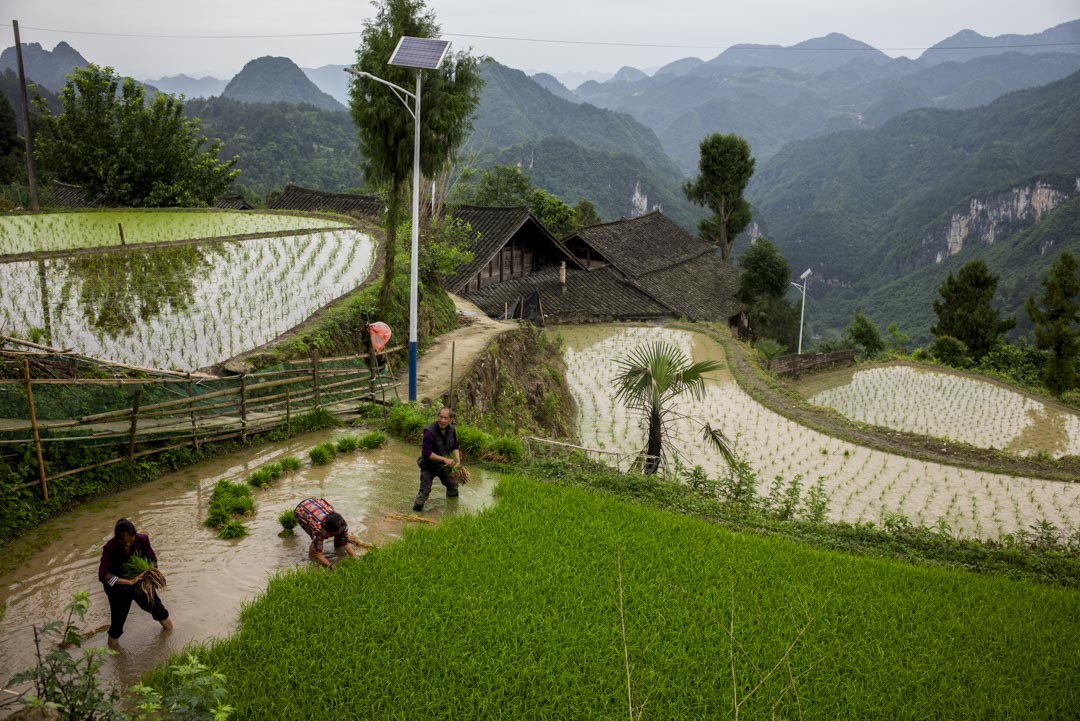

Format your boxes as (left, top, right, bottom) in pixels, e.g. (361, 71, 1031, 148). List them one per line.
(285, 387, 292, 436)
(12, 21, 40, 211)
(128, 387, 142, 461)
(118, 223, 126, 245)
(239, 374, 248, 441)
(187, 374, 199, 450)
(312, 350, 321, 410)
(22, 360, 48, 500)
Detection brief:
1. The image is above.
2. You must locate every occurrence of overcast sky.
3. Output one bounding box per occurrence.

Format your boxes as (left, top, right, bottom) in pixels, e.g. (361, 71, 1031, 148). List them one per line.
(4, 0, 1078, 82)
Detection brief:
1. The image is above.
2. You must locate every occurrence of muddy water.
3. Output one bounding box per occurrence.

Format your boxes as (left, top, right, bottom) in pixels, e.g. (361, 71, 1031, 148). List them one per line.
(0, 430, 497, 693)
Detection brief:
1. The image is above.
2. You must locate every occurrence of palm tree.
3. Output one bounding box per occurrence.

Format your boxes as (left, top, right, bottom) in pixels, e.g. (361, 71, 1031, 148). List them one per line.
(613, 341, 735, 475)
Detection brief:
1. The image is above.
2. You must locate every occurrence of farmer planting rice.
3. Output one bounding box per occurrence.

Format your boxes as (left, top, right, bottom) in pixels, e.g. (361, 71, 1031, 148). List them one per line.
(97, 518, 172, 648)
(293, 498, 359, 569)
(413, 406, 466, 512)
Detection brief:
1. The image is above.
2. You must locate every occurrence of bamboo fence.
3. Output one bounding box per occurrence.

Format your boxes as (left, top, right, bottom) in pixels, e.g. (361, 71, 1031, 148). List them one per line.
(0, 342, 402, 499)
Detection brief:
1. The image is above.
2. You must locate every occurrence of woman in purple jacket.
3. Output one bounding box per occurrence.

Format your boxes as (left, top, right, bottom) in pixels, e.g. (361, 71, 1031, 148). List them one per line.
(97, 518, 172, 648)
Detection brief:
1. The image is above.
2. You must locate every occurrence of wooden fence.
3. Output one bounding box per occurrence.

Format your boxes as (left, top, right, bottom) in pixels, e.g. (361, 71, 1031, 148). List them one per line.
(0, 349, 400, 499)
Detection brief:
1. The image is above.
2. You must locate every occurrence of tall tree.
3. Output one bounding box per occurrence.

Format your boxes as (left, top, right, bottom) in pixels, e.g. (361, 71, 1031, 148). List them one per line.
(0, 94, 24, 184)
(737, 237, 798, 348)
(573, 199, 602, 228)
(460, 164, 578, 237)
(932, 259, 1015, 361)
(683, 133, 755, 261)
(614, 341, 734, 475)
(349, 0, 483, 312)
(33, 65, 238, 207)
(845, 312, 885, 359)
(1025, 250, 1080, 395)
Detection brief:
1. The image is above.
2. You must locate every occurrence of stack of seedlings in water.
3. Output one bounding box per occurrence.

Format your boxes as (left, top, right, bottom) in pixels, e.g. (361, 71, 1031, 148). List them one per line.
(278, 508, 298, 534)
(308, 441, 337, 465)
(357, 430, 387, 449)
(248, 455, 302, 489)
(122, 553, 167, 601)
(205, 479, 255, 539)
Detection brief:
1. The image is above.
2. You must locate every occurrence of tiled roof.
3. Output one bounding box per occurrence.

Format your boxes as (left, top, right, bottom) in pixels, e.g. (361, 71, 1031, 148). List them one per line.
(443, 205, 579, 293)
(565, 211, 710, 278)
(632, 252, 745, 322)
(50, 181, 96, 208)
(267, 184, 383, 219)
(462, 265, 671, 324)
(214, 194, 253, 210)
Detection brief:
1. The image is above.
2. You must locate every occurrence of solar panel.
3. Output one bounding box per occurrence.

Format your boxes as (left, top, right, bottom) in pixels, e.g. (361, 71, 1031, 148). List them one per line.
(388, 36, 451, 70)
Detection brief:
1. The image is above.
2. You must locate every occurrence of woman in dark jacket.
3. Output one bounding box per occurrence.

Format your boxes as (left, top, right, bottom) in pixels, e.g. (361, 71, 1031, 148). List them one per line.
(97, 518, 172, 647)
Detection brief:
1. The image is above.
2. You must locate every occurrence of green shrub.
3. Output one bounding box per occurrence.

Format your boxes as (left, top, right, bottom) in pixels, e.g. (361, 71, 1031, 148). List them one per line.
(929, 335, 970, 367)
(358, 430, 387, 449)
(456, 425, 491, 457)
(485, 435, 525, 463)
(218, 520, 248, 539)
(278, 508, 297, 531)
(308, 443, 336, 465)
(335, 435, 359, 453)
(278, 456, 302, 472)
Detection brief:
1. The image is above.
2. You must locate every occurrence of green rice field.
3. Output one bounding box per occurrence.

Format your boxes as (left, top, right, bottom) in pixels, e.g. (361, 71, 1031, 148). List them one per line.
(0, 210, 350, 255)
(558, 325, 1080, 540)
(200, 475, 1080, 720)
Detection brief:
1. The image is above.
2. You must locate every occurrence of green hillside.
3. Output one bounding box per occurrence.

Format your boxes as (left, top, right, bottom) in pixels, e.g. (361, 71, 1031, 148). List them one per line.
(747, 70, 1080, 343)
(220, 56, 345, 112)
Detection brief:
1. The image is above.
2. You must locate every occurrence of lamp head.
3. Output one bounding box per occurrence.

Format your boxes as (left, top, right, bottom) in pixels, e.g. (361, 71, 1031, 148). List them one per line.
(799, 268, 812, 281)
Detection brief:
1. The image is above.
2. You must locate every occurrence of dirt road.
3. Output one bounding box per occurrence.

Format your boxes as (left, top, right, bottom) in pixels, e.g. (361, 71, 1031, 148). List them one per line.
(410, 295, 515, 404)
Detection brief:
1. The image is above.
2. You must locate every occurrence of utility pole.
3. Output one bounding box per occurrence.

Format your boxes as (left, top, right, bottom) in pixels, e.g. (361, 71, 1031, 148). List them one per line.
(12, 20, 40, 211)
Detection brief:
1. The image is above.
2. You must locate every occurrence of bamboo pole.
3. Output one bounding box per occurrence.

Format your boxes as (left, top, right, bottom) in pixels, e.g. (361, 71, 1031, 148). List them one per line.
(127, 388, 142, 461)
(449, 341, 456, 412)
(22, 360, 48, 500)
(239, 374, 248, 442)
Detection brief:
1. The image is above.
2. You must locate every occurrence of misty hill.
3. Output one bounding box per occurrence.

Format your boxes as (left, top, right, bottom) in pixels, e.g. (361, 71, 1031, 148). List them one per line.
(467, 60, 701, 227)
(0, 41, 89, 92)
(529, 73, 579, 102)
(0, 69, 59, 135)
(302, 64, 350, 105)
(221, 57, 345, 111)
(746, 70, 1080, 342)
(146, 74, 228, 98)
(572, 24, 1080, 171)
(920, 20, 1080, 65)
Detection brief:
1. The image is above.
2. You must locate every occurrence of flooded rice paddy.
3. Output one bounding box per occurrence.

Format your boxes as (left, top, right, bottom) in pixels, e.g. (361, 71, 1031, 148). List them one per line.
(0, 229, 376, 371)
(796, 364, 1080, 458)
(0, 432, 497, 691)
(557, 324, 1080, 540)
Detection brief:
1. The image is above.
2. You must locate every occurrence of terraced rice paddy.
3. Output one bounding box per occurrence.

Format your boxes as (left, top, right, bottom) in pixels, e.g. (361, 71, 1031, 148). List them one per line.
(0, 215, 376, 370)
(798, 364, 1080, 457)
(0, 210, 351, 255)
(558, 324, 1080, 540)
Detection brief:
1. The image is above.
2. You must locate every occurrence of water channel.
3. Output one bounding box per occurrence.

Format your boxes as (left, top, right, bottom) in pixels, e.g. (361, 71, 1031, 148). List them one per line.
(0, 430, 498, 698)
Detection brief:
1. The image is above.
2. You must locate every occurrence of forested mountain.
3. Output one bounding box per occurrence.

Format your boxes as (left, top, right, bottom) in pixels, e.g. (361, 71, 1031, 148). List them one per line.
(184, 97, 361, 198)
(746, 70, 1080, 343)
(466, 60, 701, 227)
(919, 20, 1080, 65)
(0, 41, 89, 92)
(221, 57, 345, 111)
(0, 69, 59, 134)
(302, 64, 350, 105)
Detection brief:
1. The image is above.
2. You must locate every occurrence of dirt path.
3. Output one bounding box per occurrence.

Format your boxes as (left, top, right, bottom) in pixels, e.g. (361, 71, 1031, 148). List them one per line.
(410, 295, 515, 403)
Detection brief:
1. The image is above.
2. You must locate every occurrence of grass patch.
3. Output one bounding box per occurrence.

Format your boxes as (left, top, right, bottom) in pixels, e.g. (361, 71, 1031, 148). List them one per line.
(198, 475, 1079, 719)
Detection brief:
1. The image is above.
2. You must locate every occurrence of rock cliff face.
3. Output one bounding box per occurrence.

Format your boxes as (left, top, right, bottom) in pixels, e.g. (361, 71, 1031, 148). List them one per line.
(921, 179, 1076, 264)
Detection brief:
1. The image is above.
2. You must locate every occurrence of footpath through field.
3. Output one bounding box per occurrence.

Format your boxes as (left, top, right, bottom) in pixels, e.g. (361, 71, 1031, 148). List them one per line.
(410, 294, 515, 403)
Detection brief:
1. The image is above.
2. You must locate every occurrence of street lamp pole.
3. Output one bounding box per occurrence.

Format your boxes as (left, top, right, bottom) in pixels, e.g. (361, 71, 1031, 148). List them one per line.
(790, 268, 812, 354)
(344, 66, 423, 401)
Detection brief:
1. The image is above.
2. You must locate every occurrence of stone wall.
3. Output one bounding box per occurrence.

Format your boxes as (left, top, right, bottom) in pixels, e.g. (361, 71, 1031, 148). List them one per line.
(771, 349, 855, 378)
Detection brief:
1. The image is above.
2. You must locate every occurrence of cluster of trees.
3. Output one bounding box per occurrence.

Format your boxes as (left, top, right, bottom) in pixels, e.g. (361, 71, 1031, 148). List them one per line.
(452, 164, 601, 237)
(840, 253, 1080, 398)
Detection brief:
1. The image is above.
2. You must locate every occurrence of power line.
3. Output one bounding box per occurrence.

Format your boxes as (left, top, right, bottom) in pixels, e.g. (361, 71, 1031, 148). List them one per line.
(14, 24, 1080, 53)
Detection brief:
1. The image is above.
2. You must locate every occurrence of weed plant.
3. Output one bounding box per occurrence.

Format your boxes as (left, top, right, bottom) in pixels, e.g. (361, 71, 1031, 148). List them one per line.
(200, 475, 1080, 719)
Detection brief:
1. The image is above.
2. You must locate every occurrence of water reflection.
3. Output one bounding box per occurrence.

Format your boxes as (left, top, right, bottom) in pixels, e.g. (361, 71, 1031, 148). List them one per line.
(56, 244, 219, 337)
(0, 432, 498, 694)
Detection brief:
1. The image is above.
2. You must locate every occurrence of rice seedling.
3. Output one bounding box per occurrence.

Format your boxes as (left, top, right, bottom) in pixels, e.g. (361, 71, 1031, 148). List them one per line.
(247, 467, 274, 489)
(218, 520, 248, 540)
(308, 442, 336, 465)
(205, 479, 254, 529)
(484, 435, 525, 463)
(357, 430, 387, 449)
(454, 425, 491, 457)
(335, 434, 360, 453)
(278, 456, 302, 472)
(278, 508, 297, 532)
(121, 553, 167, 602)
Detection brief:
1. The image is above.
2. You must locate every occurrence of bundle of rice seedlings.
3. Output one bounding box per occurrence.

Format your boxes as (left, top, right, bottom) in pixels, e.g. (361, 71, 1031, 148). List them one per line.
(278, 456, 302, 473)
(308, 442, 336, 465)
(218, 520, 248, 539)
(247, 467, 274, 489)
(335, 434, 359, 453)
(451, 465, 471, 485)
(122, 553, 167, 601)
(278, 508, 297, 531)
(358, 430, 387, 449)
